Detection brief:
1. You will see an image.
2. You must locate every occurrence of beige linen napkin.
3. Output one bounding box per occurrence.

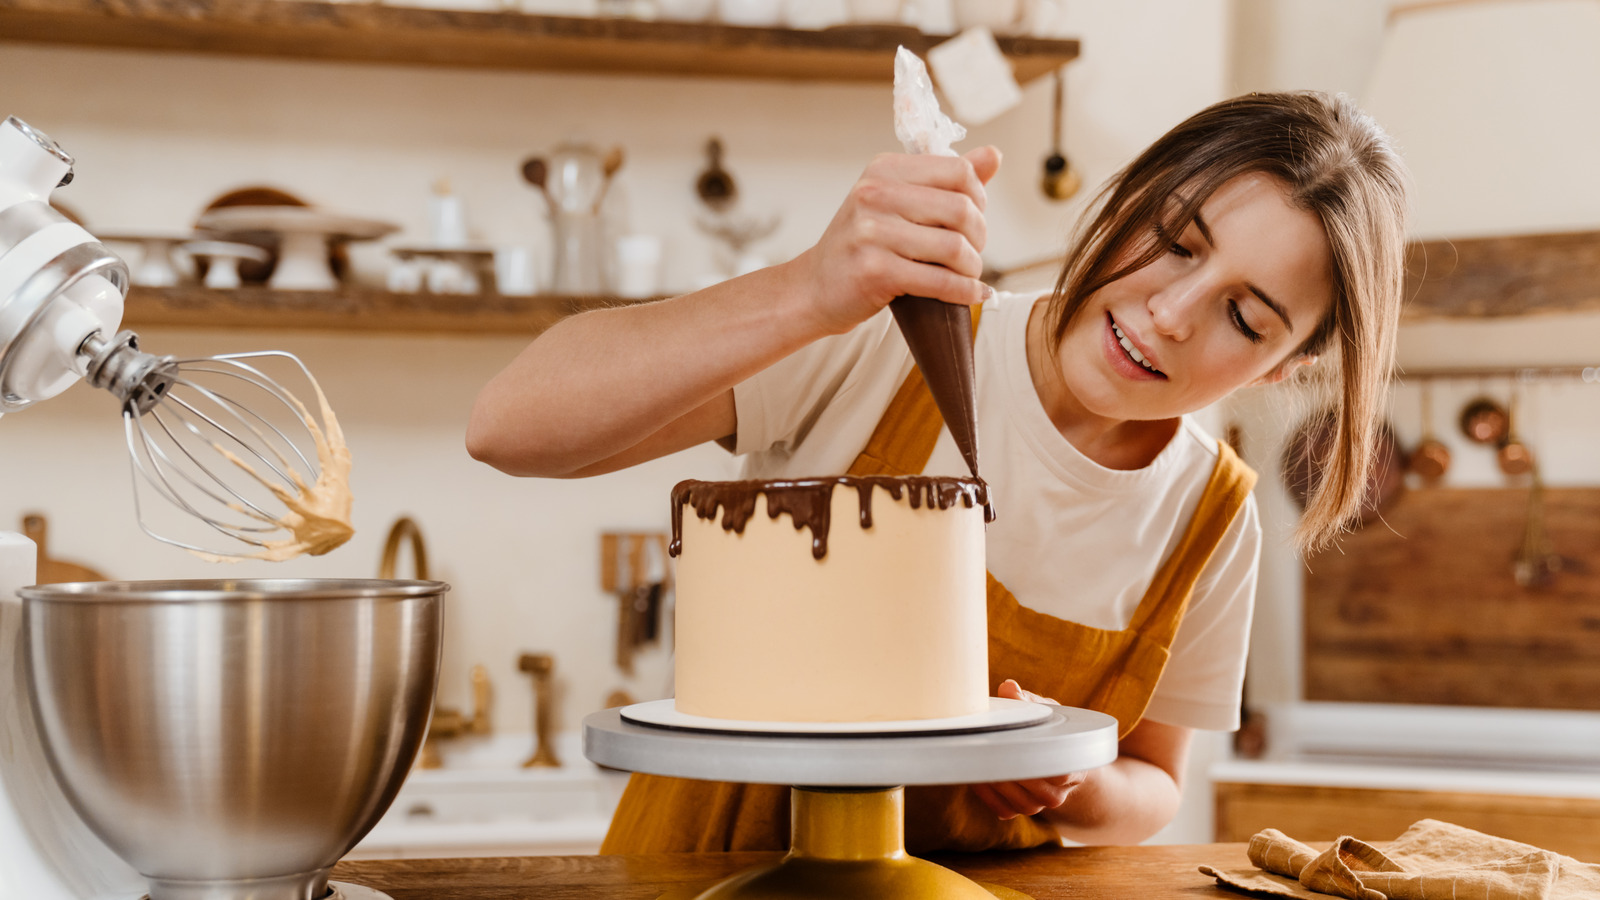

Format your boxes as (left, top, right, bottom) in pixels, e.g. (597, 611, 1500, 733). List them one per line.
(1199, 819, 1600, 900)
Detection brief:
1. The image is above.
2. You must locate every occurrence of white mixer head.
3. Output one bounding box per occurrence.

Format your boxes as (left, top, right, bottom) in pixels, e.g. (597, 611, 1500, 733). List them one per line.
(0, 116, 128, 414)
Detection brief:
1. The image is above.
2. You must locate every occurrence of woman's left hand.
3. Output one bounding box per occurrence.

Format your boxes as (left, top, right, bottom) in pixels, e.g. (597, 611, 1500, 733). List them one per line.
(971, 680, 1088, 821)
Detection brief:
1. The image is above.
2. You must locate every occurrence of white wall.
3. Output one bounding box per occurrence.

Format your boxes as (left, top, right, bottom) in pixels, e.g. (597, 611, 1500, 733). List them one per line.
(0, 1, 1230, 758)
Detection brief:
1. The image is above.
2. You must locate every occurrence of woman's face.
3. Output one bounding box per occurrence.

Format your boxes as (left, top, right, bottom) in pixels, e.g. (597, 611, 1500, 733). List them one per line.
(1056, 172, 1335, 424)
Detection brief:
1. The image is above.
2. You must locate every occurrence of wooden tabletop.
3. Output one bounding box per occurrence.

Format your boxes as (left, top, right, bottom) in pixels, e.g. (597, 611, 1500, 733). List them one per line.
(332, 844, 1253, 900)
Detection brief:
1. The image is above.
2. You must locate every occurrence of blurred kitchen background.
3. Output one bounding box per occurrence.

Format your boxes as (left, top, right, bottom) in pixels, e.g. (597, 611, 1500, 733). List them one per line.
(3, 0, 1599, 857)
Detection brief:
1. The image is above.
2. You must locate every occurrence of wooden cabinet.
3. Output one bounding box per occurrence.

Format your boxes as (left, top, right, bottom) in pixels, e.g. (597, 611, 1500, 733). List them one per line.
(1214, 781, 1600, 863)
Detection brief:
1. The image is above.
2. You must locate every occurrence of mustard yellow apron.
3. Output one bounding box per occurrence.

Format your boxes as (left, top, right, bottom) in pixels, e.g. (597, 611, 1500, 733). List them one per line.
(601, 307, 1257, 854)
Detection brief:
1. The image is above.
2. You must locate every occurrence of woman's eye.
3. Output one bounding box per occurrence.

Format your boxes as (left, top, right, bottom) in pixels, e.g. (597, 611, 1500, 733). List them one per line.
(1229, 300, 1264, 344)
(1167, 242, 1192, 259)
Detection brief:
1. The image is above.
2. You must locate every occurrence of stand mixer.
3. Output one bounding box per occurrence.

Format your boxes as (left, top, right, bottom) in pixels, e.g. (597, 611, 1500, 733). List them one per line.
(0, 115, 351, 562)
(1, 115, 438, 900)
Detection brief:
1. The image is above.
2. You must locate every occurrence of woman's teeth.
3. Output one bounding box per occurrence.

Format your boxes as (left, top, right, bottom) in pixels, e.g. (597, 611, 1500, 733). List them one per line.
(1112, 323, 1161, 374)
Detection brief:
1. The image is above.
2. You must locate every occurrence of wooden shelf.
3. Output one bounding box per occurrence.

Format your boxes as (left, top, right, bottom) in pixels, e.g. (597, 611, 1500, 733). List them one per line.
(0, 0, 1079, 83)
(1404, 229, 1600, 318)
(122, 284, 655, 335)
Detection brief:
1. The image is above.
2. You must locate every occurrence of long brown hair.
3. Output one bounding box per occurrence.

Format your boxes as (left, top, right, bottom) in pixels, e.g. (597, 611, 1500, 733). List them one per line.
(1047, 91, 1410, 553)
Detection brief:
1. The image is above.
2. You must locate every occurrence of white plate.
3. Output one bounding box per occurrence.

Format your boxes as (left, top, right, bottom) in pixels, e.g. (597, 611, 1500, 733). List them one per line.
(618, 697, 1053, 736)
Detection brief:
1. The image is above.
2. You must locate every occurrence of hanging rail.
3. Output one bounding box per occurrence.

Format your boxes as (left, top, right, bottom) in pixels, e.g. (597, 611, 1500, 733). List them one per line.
(1396, 365, 1600, 383)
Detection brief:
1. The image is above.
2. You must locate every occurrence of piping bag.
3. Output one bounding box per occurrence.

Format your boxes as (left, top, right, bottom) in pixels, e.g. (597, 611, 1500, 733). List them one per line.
(891, 46, 983, 482)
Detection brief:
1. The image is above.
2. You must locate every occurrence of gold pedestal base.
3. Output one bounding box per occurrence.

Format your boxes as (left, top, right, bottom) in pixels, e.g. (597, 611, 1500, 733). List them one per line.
(677, 787, 1032, 900)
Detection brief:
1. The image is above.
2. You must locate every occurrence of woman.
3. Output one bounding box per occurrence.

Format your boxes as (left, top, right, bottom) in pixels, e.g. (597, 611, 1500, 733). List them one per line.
(467, 91, 1410, 850)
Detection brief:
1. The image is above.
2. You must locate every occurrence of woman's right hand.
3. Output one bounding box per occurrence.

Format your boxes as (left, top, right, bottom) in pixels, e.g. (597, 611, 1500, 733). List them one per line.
(789, 146, 1002, 336)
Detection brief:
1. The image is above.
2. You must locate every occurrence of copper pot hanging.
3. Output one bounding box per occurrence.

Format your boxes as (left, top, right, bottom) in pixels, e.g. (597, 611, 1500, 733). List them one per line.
(1408, 380, 1450, 483)
(1459, 396, 1510, 445)
(1496, 382, 1535, 476)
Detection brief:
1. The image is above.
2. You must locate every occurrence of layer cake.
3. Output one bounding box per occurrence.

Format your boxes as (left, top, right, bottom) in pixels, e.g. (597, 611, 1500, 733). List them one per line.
(670, 475, 989, 723)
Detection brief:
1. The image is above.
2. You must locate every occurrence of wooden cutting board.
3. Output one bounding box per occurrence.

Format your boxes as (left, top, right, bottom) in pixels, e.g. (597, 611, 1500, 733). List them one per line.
(21, 513, 108, 584)
(1303, 487, 1600, 710)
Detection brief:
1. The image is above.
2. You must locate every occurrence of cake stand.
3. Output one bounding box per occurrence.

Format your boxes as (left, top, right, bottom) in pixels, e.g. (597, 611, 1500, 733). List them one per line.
(583, 702, 1119, 900)
(195, 205, 398, 291)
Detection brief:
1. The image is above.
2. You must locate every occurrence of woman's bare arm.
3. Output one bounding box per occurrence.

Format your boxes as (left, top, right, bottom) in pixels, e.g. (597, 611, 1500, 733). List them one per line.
(973, 681, 1192, 845)
(1042, 718, 1191, 845)
(466, 148, 1001, 478)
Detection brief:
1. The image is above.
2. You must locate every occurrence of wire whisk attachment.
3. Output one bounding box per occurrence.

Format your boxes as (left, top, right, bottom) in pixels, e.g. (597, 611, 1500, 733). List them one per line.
(82, 331, 354, 561)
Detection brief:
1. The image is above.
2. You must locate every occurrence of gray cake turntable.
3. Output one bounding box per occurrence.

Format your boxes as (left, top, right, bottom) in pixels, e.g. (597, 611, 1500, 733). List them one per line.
(584, 701, 1119, 900)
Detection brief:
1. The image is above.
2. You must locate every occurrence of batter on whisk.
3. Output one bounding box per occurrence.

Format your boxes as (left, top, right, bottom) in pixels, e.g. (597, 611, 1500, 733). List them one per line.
(201, 377, 353, 563)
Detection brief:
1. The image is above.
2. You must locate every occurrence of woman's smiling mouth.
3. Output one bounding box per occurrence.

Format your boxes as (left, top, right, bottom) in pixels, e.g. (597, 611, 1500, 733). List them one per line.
(1107, 314, 1167, 379)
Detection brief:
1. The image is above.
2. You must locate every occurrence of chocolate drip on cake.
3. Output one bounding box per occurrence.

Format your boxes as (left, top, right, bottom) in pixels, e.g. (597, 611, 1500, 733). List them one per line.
(671, 476, 991, 560)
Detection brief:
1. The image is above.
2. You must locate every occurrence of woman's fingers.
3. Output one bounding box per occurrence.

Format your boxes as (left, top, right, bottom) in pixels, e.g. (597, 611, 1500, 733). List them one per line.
(875, 182, 989, 258)
(964, 145, 1003, 186)
(858, 214, 986, 280)
(864, 150, 996, 208)
(987, 780, 1049, 818)
(974, 774, 1082, 822)
(971, 782, 1019, 820)
(998, 679, 1061, 706)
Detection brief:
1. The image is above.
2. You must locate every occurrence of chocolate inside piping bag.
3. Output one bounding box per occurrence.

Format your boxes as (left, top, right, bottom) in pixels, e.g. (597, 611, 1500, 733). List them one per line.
(890, 296, 981, 479)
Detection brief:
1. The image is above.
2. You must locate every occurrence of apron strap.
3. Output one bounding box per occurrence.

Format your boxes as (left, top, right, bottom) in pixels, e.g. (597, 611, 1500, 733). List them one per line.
(1125, 440, 1257, 641)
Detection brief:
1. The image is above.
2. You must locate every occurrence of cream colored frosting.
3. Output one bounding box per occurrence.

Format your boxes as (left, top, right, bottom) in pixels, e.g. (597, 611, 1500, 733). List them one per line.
(674, 482, 988, 722)
(194, 377, 353, 563)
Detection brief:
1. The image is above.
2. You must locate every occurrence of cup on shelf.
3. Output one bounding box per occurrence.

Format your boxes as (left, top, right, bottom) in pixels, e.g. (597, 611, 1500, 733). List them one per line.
(519, 0, 601, 14)
(717, 0, 782, 26)
(614, 234, 662, 299)
(847, 0, 903, 24)
(907, 0, 954, 34)
(655, 0, 715, 20)
(783, 0, 847, 29)
(494, 245, 539, 296)
(425, 258, 479, 295)
(387, 258, 425, 294)
(953, 0, 1023, 32)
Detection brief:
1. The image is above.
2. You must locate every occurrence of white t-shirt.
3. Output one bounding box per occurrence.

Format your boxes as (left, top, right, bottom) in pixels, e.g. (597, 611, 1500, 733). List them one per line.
(731, 290, 1259, 732)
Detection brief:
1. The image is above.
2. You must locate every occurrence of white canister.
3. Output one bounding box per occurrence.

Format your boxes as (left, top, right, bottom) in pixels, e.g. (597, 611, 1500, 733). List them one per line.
(847, 0, 902, 24)
(717, 0, 782, 25)
(494, 246, 539, 296)
(614, 234, 663, 299)
(783, 0, 848, 29)
(656, 0, 715, 20)
(952, 0, 1021, 32)
(907, 0, 955, 34)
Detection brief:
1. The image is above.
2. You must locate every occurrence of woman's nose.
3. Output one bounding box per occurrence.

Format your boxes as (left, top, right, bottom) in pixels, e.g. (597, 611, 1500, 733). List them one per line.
(1148, 277, 1202, 342)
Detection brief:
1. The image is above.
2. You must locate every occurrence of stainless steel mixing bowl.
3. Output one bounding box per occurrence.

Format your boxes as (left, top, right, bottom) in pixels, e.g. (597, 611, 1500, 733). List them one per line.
(20, 579, 447, 900)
